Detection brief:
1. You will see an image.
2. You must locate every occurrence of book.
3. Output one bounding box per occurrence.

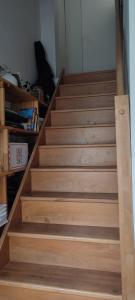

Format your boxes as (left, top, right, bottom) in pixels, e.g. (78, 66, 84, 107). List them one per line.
(0, 204, 7, 227)
(19, 108, 35, 119)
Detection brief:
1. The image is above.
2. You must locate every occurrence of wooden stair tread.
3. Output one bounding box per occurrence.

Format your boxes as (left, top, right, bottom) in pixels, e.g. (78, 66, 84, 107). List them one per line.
(0, 262, 122, 297)
(21, 192, 118, 203)
(39, 143, 116, 149)
(46, 123, 115, 129)
(52, 106, 115, 113)
(9, 223, 120, 242)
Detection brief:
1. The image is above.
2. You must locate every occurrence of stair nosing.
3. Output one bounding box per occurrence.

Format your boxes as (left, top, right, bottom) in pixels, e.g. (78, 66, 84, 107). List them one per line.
(59, 80, 116, 89)
(39, 143, 116, 149)
(21, 199, 118, 204)
(51, 106, 115, 114)
(21, 193, 118, 204)
(56, 92, 116, 100)
(0, 279, 122, 299)
(46, 123, 115, 129)
(30, 167, 117, 173)
(8, 232, 120, 244)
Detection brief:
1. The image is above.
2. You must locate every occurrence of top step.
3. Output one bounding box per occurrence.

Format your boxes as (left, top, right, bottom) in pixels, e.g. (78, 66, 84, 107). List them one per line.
(63, 70, 116, 85)
(58, 81, 116, 97)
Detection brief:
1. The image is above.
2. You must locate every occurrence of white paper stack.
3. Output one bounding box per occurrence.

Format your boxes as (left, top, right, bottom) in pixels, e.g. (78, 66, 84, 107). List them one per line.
(0, 204, 7, 227)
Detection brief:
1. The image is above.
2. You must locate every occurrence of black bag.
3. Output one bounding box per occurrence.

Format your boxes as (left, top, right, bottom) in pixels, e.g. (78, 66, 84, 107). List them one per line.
(35, 41, 55, 102)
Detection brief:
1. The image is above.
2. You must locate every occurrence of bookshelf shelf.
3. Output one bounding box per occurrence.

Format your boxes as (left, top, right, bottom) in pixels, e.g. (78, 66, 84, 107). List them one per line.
(0, 77, 47, 107)
(0, 171, 14, 177)
(0, 126, 38, 135)
(0, 167, 26, 178)
(10, 167, 26, 173)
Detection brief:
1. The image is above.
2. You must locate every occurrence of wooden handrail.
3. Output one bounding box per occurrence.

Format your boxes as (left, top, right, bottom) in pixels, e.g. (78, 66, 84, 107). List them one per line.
(115, 0, 125, 95)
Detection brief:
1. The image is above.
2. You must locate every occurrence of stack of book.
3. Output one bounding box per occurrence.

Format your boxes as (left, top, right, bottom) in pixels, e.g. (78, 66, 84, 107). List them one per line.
(19, 108, 38, 132)
(5, 109, 28, 129)
(0, 204, 7, 227)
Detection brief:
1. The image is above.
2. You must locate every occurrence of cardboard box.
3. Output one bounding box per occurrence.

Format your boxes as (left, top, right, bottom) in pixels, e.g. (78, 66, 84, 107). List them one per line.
(9, 143, 28, 170)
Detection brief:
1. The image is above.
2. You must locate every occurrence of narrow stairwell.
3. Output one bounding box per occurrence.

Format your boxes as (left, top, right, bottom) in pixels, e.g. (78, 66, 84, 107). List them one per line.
(0, 70, 122, 300)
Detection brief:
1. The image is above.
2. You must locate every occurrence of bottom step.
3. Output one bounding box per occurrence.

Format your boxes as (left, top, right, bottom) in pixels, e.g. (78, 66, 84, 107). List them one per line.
(0, 262, 122, 300)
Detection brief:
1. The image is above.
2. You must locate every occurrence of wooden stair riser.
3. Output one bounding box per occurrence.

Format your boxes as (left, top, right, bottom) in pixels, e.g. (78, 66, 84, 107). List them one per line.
(56, 94, 115, 110)
(45, 126, 116, 145)
(0, 285, 122, 300)
(59, 81, 116, 97)
(9, 236, 120, 273)
(30, 170, 118, 194)
(39, 146, 117, 167)
(51, 108, 115, 126)
(63, 70, 116, 85)
(22, 201, 119, 227)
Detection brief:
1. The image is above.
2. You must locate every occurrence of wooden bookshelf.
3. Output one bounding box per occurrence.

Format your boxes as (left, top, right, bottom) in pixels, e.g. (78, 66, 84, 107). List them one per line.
(0, 77, 44, 221)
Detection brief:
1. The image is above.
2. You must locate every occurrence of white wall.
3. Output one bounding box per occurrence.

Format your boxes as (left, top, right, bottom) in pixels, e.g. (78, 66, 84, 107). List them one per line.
(123, 0, 129, 90)
(65, 0, 83, 74)
(40, 0, 56, 76)
(40, 0, 66, 77)
(0, 0, 40, 83)
(54, 0, 66, 76)
(0, 0, 116, 83)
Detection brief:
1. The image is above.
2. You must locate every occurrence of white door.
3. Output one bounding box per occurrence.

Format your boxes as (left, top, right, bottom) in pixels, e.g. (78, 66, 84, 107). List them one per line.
(65, 0, 115, 74)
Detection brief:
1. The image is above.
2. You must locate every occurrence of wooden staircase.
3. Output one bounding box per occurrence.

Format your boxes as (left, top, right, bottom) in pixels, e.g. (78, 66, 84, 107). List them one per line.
(0, 2, 134, 299)
(0, 69, 124, 300)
